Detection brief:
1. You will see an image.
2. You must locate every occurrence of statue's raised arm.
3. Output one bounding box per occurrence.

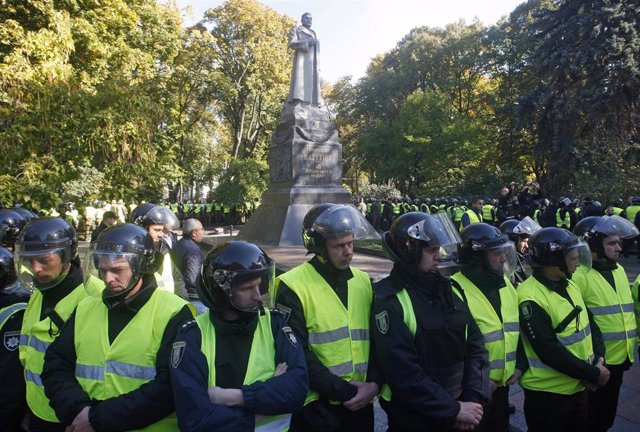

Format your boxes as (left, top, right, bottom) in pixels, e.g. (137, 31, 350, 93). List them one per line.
(287, 12, 322, 107)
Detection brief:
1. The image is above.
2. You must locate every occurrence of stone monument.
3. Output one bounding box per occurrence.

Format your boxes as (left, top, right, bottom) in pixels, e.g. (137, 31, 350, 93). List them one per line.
(238, 12, 352, 246)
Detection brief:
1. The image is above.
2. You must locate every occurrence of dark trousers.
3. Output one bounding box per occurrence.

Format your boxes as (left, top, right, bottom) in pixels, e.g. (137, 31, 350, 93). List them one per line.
(524, 388, 588, 432)
(290, 400, 374, 432)
(476, 385, 510, 432)
(588, 366, 626, 432)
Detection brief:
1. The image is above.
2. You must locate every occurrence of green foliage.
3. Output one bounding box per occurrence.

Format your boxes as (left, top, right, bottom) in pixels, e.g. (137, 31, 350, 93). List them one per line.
(212, 158, 268, 205)
(359, 184, 401, 200)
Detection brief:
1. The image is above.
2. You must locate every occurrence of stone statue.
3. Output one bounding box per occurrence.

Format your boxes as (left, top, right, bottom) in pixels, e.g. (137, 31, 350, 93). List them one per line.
(287, 12, 322, 106)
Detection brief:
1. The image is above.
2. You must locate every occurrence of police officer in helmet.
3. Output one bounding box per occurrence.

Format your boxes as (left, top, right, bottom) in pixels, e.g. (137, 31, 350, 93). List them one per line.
(571, 215, 639, 432)
(372, 212, 489, 431)
(273, 203, 381, 432)
(452, 223, 522, 432)
(499, 217, 541, 285)
(0, 209, 27, 252)
(14, 217, 89, 430)
(170, 241, 307, 431)
(130, 203, 187, 299)
(518, 227, 609, 432)
(41, 223, 194, 431)
(0, 246, 30, 431)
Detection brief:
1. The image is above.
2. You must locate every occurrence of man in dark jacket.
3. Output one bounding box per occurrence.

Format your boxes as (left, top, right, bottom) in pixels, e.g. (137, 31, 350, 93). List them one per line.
(41, 224, 194, 431)
(172, 218, 205, 299)
(372, 212, 490, 431)
(89, 211, 117, 243)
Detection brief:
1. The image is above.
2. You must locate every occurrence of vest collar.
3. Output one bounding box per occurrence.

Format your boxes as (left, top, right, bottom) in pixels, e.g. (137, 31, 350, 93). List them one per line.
(309, 256, 353, 287)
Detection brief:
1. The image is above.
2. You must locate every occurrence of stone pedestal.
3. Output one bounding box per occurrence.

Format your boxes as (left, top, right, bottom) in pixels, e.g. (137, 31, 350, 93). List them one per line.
(238, 103, 351, 246)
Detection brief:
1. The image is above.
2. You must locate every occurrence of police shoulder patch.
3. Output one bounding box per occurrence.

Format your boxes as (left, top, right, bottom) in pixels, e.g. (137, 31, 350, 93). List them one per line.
(282, 326, 298, 348)
(3, 330, 20, 351)
(375, 310, 389, 334)
(520, 301, 532, 320)
(171, 341, 186, 368)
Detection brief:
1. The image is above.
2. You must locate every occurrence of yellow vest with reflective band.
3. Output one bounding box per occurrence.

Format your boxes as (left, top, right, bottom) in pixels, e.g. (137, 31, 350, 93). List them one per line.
(19, 283, 88, 422)
(451, 273, 519, 386)
(155, 253, 174, 294)
(572, 265, 636, 365)
(196, 310, 291, 432)
(482, 204, 495, 221)
(518, 277, 594, 395)
(555, 209, 571, 228)
(0, 302, 27, 329)
(275, 263, 372, 405)
(74, 289, 192, 431)
(632, 276, 640, 343)
(459, 209, 482, 231)
(626, 205, 640, 224)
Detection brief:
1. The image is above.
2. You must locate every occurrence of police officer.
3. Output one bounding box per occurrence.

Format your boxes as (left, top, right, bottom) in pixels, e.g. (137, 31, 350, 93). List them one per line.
(0, 209, 26, 251)
(0, 247, 30, 431)
(460, 196, 484, 231)
(273, 203, 381, 432)
(499, 217, 541, 286)
(41, 223, 194, 431)
(451, 223, 523, 432)
(372, 212, 489, 431)
(14, 217, 94, 431)
(170, 241, 308, 431)
(131, 203, 188, 300)
(571, 215, 639, 432)
(518, 227, 609, 432)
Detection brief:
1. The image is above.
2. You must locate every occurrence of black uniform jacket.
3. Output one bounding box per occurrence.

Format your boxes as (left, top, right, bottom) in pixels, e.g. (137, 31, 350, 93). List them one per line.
(0, 286, 30, 432)
(372, 266, 490, 431)
(42, 278, 193, 431)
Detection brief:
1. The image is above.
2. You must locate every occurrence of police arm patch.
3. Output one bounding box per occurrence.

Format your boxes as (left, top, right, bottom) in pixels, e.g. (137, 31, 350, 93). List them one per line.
(276, 303, 292, 322)
(520, 301, 533, 320)
(282, 326, 298, 348)
(171, 341, 186, 368)
(375, 310, 389, 334)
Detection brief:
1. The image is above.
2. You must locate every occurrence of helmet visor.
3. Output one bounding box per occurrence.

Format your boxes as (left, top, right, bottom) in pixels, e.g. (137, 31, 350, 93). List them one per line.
(14, 248, 71, 291)
(513, 217, 542, 237)
(313, 205, 379, 241)
(407, 213, 461, 267)
(564, 241, 592, 274)
(485, 242, 518, 278)
(215, 261, 275, 312)
(84, 251, 146, 299)
(158, 207, 180, 231)
(592, 215, 639, 240)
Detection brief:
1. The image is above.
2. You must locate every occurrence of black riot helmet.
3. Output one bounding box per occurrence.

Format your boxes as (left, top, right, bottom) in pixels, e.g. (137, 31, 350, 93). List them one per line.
(14, 217, 78, 291)
(302, 203, 378, 256)
(382, 212, 461, 267)
(459, 223, 517, 276)
(10, 207, 36, 222)
(0, 246, 17, 289)
(130, 203, 179, 230)
(528, 227, 591, 276)
(83, 223, 156, 304)
(574, 215, 639, 259)
(0, 209, 26, 249)
(199, 241, 274, 313)
(498, 219, 520, 244)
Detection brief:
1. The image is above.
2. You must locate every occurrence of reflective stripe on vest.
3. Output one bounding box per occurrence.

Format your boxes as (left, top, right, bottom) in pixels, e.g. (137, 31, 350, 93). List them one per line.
(197, 310, 291, 432)
(74, 289, 191, 431)
(20, 283, 88, 422)
(276, 263, 371, 405)
(518, 277, 593, 395)
(0, 302, 27, 328)
(451, 273, 519, 385)
(573, 265, 636, 364)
